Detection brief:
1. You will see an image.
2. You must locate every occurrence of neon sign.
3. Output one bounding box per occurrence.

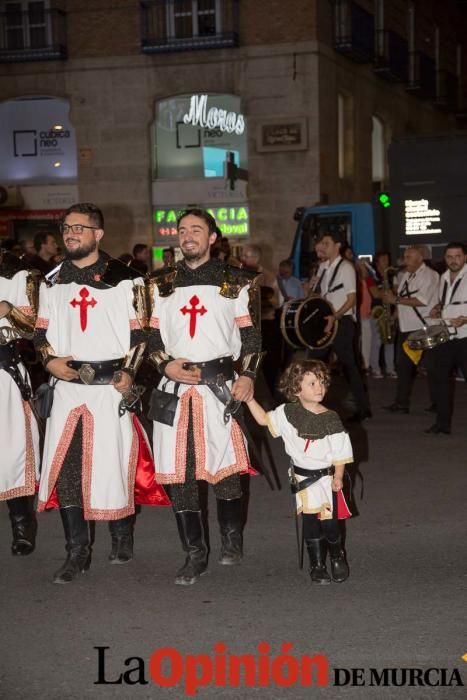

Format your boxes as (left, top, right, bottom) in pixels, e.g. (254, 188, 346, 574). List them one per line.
(183, 95, 245, 135)
(153, 206, 249, 243)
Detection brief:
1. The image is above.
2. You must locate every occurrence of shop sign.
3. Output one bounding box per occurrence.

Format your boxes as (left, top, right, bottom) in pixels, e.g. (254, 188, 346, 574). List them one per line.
(153, 206, 249, 243)
(183, 95, 245, 135)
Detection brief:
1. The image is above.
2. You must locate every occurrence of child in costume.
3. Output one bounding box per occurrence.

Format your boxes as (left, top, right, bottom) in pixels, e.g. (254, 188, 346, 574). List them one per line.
(246, 359, 353, 584)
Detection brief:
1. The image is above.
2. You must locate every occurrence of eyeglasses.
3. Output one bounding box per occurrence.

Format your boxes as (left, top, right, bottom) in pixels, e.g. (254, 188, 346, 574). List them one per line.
(60, 223, 97, 235)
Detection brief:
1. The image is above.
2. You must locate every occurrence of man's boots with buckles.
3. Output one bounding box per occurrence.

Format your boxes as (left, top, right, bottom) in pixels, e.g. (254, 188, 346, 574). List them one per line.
(217, 498, 243, 565)
(108, 515, 134, 564)
(53, 507, 92, 584)
(7, 495, 37, 556)
(174, 510, 208, 585)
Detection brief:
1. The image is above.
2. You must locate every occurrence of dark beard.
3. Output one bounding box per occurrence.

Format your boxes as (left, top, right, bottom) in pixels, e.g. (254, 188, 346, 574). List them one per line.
(181, 245, 209, 263)
(65, 240, 98, 260)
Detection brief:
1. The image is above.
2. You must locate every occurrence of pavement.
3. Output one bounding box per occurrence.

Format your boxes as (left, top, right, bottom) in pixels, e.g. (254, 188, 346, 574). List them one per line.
(0, 374, 466, 699)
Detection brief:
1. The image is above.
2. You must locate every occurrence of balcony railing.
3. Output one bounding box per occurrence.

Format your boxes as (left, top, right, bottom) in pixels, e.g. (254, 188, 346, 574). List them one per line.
(373, 30, 408, 82)
(407, 52, 436, 99)
(333, 0, 374, 63)
(0, 8, 66, 63)
(141, 0, 239, 54)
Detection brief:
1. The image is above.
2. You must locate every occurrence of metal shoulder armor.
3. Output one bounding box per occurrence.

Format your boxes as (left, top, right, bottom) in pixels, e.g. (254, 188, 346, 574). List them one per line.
(147, 266, 178, 299)
(219, 264, 257, 299)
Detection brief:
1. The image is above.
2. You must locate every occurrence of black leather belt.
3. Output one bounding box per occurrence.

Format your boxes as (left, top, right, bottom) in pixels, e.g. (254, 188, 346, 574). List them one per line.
(182, 356, 234, 384)
(289, 465, 334, 494)
(68, 358, 124, 385)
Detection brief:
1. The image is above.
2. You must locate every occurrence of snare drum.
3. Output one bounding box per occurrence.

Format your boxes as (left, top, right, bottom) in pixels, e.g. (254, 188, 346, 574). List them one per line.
(407, 323, 457, 351)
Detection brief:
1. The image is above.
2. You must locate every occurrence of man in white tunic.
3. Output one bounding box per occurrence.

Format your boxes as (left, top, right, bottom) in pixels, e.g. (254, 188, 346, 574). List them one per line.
(34, 203, 151, 584)
(147, 209, 262, 585)
(0, 250, 41, 555)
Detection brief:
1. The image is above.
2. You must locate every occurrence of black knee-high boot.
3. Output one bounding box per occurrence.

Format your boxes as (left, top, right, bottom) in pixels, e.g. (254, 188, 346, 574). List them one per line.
(174, 510, 208, 585)
(53, 507, 91, 584)
(305, 538, 331, 584)
(217, 498, 243, 565)
(108, 515, 134, 564)
(326, 537, 349, 582)
(7, 495, 37, 556)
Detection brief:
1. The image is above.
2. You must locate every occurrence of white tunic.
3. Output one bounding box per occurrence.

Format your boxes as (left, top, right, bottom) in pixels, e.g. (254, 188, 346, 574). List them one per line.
(0, 270, 40, 500)
(150, 281, 253, 483)
(36, 276, 145, 520)
(267, 405, 353, 518)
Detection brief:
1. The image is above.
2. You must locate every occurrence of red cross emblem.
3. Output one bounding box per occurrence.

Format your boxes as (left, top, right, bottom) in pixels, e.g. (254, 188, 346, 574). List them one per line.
(70, 287, 97, 331)
(180, 294, 207, 338)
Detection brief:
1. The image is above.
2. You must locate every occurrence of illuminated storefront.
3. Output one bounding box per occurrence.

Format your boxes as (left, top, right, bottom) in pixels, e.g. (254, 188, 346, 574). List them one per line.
(151, 93, 248, 261)
(0, 96, 77, 240)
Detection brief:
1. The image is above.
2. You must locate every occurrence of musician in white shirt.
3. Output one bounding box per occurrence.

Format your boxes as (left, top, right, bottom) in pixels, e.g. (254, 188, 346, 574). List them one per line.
(424, 242, 467, 434)
(308, 232, 371, 422)
(383, 245, 439, 413)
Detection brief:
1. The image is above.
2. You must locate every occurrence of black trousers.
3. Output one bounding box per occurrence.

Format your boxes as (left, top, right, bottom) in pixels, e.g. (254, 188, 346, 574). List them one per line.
(308, 316, 369, 413)
(395, 332, 436, 409)
(431, 338, 467, 430)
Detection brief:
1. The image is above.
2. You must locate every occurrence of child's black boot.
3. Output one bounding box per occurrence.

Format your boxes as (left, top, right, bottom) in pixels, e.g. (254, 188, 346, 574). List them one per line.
(306, 538, 331, 584)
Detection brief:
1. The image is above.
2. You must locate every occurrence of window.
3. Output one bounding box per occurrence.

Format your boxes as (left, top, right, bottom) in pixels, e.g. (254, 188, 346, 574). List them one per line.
(167, 0, 221, 39)
(338, 93, 354, 179)
(408, 1, 415, 84)
(372, 115, 385, 185)
(4, 1, 49, 50)
(374, 0, 384, 58)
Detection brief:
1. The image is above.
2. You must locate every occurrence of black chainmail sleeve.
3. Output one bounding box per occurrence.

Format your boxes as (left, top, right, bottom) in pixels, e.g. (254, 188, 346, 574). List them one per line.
(240, 325, 262, 355)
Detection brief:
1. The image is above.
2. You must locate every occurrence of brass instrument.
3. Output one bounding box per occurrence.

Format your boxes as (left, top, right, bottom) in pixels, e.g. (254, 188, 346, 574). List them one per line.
(371, 266, 400, 344)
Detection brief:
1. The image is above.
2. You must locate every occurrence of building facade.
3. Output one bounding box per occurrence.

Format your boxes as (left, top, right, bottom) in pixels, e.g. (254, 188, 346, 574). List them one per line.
(0, 0, 465, 266)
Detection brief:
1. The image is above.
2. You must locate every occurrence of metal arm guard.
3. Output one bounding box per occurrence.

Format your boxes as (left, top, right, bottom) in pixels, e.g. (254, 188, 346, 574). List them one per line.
(2, 302, 35, 339)
(240, 352, 264, 380)
(148, 349, 171, 375)
(122, 342, 146, 378)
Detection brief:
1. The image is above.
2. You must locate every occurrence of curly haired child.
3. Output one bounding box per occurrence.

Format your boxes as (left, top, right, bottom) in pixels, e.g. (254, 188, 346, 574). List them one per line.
(246, 359, 353, 584)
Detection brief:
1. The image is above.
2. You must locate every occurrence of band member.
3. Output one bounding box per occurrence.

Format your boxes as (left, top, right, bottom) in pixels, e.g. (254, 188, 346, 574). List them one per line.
(34, 202, 168, 584)
(368, 251, 397, 378)
(146, 208, 262, 585)
(308, 232, 371, 422)
(246, 359, 352, 584)
(425, 242, 467, 434)
(383, 245, 439, 414)
(0, 251, 41, 555)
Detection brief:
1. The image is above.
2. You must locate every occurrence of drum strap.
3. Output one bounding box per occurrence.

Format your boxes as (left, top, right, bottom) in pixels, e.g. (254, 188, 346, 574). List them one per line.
(324, 258, 344, 295)
(440, 278, 464, 307)
(314, 268, 326, 294)
(400, 277, 425, 325)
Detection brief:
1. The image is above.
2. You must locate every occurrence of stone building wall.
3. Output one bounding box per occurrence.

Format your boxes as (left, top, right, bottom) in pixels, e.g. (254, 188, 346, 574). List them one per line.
(0, 0, 465, 265)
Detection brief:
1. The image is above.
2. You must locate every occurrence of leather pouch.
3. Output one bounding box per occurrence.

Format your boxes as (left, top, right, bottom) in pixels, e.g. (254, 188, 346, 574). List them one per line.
(148, 381, 180, 426)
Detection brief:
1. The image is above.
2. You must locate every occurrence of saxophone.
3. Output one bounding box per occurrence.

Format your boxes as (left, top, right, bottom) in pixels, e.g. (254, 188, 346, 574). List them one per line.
(371, 266, 399, 344)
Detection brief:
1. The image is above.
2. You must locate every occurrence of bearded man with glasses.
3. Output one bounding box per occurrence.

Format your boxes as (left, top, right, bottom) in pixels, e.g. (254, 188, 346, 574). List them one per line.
(33, 202, 169, 584)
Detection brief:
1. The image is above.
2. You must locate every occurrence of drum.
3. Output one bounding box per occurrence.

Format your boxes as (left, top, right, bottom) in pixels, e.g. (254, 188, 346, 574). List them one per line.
(281, 295, 337, 350)
(406, 323, 457, 351)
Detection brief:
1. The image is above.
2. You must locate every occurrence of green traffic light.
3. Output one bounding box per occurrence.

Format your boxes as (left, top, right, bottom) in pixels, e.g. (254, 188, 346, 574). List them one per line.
(378, 193, 391, 208)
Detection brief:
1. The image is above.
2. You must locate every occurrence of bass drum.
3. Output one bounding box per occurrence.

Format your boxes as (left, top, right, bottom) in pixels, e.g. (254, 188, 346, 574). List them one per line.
(281, 295, 337, 350)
